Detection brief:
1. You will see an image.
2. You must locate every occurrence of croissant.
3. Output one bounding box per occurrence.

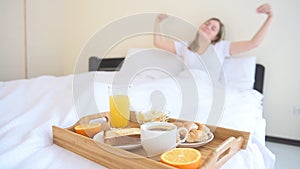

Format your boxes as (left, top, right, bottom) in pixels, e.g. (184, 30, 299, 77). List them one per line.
(186, 122, 210, 143)
(172, 121, 197, 138)
(172, 121, 210, 142)
(195, 122, 210, 133)
(186, 129, 209, 143)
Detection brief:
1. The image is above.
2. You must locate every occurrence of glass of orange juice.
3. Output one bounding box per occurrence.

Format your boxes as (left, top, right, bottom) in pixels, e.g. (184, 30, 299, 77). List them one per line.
(108, 85, 130, 128)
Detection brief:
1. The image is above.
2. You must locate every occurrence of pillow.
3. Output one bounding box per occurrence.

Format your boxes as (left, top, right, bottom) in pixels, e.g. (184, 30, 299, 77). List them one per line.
(121, 48, 184, 79)
(221, 56, 256, 90)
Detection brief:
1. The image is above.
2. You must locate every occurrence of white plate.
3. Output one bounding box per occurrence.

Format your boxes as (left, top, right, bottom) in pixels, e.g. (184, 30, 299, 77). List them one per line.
(93, 131, 142, 150)
(178, 132, 214, 148)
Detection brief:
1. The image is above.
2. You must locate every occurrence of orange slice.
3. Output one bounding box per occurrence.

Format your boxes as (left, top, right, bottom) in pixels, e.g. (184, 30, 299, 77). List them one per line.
(74, 123, 102, 137)
(160, 148, 202, 169)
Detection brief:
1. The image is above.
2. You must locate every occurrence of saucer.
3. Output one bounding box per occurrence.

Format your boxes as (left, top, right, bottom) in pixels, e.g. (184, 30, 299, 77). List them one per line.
(178, 132, 214, 148)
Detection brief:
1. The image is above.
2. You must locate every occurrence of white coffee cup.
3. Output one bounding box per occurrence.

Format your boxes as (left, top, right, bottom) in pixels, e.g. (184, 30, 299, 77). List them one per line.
(141, 122, 188, 157)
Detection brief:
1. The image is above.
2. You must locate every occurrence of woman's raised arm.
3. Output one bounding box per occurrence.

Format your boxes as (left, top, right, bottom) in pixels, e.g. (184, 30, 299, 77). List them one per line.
(230, 3, 273, 56)
(153, 14, 177, 54)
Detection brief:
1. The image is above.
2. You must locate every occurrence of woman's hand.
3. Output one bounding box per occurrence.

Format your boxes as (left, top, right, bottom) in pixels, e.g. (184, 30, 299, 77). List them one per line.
(153, 13, 176, 54)
(155, 13, 169, 23)
(256, 3, 273, 17)
(230, 3, 273, 56)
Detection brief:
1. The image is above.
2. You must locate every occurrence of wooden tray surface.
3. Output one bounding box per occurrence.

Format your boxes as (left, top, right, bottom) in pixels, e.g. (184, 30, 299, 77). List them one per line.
(52, 112, 250, 169)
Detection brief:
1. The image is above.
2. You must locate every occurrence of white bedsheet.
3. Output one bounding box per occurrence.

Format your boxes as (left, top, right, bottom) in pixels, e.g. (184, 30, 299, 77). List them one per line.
(0, 71, 275, 169)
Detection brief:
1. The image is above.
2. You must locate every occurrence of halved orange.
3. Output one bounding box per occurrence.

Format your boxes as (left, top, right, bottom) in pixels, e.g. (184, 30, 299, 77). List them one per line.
(74, 123, 102, 138)
(160, 148, 202, 169)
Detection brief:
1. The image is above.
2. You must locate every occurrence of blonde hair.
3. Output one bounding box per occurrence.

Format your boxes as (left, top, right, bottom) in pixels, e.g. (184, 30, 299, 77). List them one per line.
(188, 18, 225, 52)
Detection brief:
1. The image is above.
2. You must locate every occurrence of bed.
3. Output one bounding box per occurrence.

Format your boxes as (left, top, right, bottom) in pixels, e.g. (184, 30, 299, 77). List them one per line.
(0, 48, 275, 169)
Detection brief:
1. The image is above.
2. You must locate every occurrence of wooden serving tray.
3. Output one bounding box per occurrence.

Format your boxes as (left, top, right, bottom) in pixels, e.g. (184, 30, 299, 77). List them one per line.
(52, 112, 250, 169)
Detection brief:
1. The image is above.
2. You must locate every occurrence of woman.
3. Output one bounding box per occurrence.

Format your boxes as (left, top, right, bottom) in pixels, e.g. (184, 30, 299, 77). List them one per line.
(153, 3, 273, 69)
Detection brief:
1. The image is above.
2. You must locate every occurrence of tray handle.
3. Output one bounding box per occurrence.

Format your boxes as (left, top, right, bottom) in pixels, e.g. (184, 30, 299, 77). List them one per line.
(79, 112, 110, 125)
(200, 136, 244, 169)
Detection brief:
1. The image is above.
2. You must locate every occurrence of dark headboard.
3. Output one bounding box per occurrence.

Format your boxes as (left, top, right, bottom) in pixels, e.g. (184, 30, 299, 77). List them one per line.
(89, 56, 124, 71)
(89, 57, 265, 93)
(254, 64, 265, 94)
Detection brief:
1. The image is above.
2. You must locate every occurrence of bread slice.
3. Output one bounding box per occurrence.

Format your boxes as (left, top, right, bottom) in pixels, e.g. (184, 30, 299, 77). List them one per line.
(104, 128, 141, 146)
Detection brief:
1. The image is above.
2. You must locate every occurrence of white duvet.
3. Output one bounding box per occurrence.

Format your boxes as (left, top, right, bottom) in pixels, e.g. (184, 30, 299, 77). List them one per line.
(0, 71, 275, 169)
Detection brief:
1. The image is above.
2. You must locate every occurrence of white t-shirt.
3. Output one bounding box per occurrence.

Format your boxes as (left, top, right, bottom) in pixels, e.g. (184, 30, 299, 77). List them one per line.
(174, 41, 231, 70)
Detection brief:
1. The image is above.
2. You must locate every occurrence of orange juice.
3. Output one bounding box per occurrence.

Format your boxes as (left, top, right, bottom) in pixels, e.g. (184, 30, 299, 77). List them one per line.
(109, 95, 130, 128)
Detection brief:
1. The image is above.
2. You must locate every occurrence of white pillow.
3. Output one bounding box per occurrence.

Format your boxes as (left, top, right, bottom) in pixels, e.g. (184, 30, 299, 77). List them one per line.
(121, 48, 184, 79)
(221, 56, 256, 90)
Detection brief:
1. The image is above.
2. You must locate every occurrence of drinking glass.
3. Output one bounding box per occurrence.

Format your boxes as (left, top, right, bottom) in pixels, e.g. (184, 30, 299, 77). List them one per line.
(108, 85, 130, 128)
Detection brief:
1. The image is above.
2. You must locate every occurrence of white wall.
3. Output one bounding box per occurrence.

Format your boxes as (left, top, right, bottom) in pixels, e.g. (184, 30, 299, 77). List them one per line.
(261, 0, 300, 140)
(0, 0, 64, 81)
(0, 0, 25, 81)
(63, 0, 300, 140)
(26, 0, 64, 78)
(1, 0, 299, 140)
